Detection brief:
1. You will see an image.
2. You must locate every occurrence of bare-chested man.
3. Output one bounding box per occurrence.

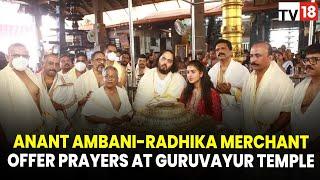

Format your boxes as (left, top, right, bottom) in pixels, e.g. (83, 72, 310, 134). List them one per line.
(81, 66, 132, 133)
(0, 43, 57, 143)
(291, 44, 320, 144)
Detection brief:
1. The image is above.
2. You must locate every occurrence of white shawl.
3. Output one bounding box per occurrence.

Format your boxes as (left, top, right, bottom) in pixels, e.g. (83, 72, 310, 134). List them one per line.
(133, 68, 186, 112)
(38, 73, 78, 131)
(81, 86, 133, 133)
(208, 59, 249, 89)
(208, 60, 249, 130)
(242, 61, 294, 133)
(291, 78, 320, 141)
(0, 66, 57, 142)
(74, 69, 99, 100)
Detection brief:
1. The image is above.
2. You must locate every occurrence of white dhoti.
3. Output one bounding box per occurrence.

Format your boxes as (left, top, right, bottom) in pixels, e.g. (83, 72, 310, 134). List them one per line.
(242, 61, 294, 134)
(81, 86, 133, 134)
(38, 73, 78, 132)
(208, 60, 249, 130)
(0, 66, 57, 142)
(133, 68, 186, 112)
(291, 78, 320, 141)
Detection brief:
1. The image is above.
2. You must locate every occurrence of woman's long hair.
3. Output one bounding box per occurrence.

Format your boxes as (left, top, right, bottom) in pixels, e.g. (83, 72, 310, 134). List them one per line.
(182, 60, 213, 114)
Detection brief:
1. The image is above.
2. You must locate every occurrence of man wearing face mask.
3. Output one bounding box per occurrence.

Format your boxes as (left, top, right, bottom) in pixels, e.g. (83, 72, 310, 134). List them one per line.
(58, 54, 73, 77)
(133, 50, 186, 112)
(67, 53, 88, 82)
(81, 66, 132, 134)
(105, 44, 127, 88)
(0, 43, 57, 143)
(38, 54, 78, 132)
(208, 39, 249, 131)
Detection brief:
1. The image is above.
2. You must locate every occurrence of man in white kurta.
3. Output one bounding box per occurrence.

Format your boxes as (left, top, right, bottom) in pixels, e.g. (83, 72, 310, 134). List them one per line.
(133, 50, 186, 112)
(242, 42, 294, 134)
(208, 39, 249, 130)
(38, 54, 78, 132)
(82, 66, 132, 134)
(291, 44, 320, 142)
(0, 43, 57, 143)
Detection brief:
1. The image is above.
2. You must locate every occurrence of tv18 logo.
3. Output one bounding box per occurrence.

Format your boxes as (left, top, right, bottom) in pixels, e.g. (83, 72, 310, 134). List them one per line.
(278, 2, 318, 21)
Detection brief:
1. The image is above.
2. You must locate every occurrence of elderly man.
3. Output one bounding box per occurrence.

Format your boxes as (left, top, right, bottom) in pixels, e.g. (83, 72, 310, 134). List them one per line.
(133, 50, 186, 112)
(291, 44, 320, 142)
(208, 39, 249, 130)
(242, 41, 294, 134)
(0, 43, 57, 142)
(81, 66, 132, 133)
(38, 54, 78, 132)
(105, 44, 127, 87)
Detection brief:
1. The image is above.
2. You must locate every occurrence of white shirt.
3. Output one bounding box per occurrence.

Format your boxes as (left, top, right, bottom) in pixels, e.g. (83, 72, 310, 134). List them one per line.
(155, 72, 172, 95)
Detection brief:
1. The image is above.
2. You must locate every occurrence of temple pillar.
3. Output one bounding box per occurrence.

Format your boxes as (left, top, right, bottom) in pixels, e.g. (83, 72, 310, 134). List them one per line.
(221, 0, 244, 62)
(92, 0, 106, 51)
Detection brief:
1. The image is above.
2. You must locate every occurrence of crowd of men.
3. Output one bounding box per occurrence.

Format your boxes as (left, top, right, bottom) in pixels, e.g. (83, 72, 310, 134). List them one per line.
(0, 40, 319, 149)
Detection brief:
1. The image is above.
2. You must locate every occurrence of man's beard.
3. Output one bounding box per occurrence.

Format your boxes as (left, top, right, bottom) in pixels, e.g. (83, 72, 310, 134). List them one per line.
(64, 64, 71, 69)
(121, 61, 128, 66)
(139, 64, 145, 69)
(46, 69, 57, 77)
(158, 64, 171, 74)
(63, 66, 71, 72)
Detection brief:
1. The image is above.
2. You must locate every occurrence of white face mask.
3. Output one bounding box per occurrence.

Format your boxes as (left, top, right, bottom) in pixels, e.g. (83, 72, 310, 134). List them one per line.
(75, 62, 86, 72)
(11, 57, 28, 71)
(107, 52, 117, 61)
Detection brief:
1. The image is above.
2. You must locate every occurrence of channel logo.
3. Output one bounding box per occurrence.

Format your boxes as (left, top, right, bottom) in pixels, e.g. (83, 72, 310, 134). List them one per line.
(278, 2, 318, 21)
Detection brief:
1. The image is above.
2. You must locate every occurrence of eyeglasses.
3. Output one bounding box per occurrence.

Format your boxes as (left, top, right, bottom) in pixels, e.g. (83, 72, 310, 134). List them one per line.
(160, 56, 173, 63)
(104, 75, 117, 80)
(302, 57, 320, 65)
